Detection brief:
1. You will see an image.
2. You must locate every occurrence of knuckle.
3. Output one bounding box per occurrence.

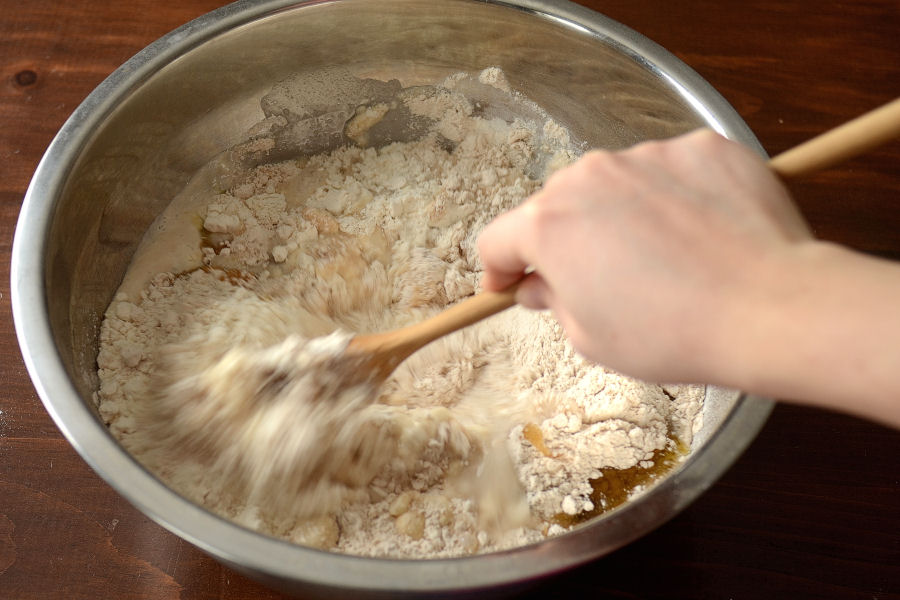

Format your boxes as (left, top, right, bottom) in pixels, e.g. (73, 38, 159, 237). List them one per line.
(690, 128, 744, 161)
(692, 127, 722, 144)
(520, 192, 568, 250)
(522, 193, 554, 231)
(579, 149, 623, 177)
(681, 127, 723, 150)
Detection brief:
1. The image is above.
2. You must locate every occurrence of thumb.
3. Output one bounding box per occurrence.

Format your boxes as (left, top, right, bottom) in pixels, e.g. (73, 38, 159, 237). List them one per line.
(515, 272, 553, 310)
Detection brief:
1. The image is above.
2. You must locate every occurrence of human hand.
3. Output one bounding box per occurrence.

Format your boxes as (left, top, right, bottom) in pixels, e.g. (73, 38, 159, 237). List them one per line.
(478, 129, 812, 384)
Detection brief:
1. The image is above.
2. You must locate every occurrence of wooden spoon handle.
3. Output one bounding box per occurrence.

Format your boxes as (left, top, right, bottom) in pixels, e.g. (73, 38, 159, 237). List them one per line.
(346, 281, 522, 381)
(768, 97, 900, 177)
(394, 281, 521, 349)
(346, 282, 520, 380)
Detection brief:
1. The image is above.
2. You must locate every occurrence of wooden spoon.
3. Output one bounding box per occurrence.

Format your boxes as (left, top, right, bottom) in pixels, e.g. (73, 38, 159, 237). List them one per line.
(344, 97, 900, 384)
(345, 280, 521, 382)
(768, 97, 900, 177)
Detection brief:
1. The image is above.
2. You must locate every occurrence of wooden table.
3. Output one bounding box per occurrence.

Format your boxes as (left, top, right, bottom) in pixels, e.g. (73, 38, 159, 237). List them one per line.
(1, 1, 898, 598)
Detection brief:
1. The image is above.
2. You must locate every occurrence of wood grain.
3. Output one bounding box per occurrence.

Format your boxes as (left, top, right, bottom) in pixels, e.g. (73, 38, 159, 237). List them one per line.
(1, 1, 898, 598)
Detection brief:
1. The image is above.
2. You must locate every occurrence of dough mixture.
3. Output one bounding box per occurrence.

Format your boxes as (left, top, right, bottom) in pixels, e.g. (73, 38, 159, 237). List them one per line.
(95, 68, 704, 558)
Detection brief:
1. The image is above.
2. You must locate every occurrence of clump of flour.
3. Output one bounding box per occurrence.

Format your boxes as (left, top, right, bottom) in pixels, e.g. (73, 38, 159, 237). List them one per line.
(95, 68, 704, 557)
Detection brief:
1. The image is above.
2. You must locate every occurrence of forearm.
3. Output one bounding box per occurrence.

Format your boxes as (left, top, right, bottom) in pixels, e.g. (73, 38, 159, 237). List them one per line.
(719, 242, 900, 427)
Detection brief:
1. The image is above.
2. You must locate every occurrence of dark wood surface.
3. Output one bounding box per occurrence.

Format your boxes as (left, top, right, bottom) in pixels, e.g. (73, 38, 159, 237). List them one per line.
(2, 1, 898, 598)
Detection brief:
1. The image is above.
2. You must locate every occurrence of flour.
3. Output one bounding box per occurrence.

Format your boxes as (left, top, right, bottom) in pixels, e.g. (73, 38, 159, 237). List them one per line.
(95, 68, 704, 558)
(145, 328, 388, 517)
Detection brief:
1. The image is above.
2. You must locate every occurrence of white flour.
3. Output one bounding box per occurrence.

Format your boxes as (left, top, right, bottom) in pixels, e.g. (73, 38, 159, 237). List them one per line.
(95, 68, 704, 558)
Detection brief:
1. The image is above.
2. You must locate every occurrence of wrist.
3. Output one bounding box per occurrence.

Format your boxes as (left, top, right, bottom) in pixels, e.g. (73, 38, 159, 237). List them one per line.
(707, 241, 837, 397)
(713, 241, 900, 427)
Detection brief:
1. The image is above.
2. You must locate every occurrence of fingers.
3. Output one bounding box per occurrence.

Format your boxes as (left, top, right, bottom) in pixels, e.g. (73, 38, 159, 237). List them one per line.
(477, 204, 533, 292)
(515, 272, 552, 310)
(478, 203, 554, 310)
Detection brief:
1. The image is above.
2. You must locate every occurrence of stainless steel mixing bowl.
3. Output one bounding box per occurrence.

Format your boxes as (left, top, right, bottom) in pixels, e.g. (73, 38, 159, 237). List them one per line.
(12, 0, 774, 596)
